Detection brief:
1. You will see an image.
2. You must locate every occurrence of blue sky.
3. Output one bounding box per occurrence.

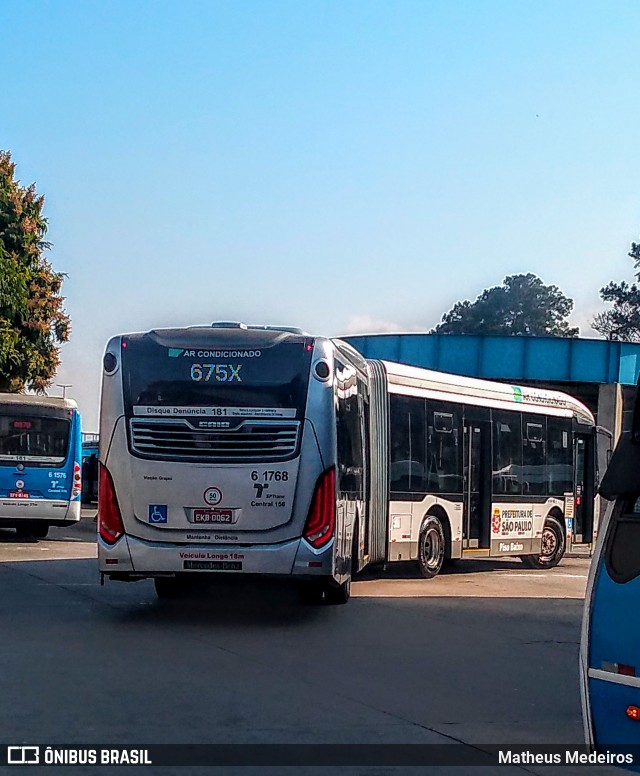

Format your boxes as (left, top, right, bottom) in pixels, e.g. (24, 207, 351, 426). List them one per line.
(2, 0, 640, 429)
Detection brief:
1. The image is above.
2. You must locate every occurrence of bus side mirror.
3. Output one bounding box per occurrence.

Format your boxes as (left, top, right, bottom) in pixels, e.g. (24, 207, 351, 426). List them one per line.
(600, 433, 640, 500)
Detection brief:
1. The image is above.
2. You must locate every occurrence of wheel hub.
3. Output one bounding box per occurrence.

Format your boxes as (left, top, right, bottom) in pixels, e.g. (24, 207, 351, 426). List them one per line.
(424, 528, 440, 566)
(541, 526, 557, 559)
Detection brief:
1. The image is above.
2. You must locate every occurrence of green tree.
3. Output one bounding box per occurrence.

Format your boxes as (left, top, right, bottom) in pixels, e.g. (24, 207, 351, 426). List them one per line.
(433, 273, 579, 336)
(0, 151, 70, 391)
(592, 240, 640, 341)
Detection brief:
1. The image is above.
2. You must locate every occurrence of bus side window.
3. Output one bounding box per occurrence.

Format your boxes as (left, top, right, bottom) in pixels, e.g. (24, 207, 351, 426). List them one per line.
(427, 405, 462, 493)
(605, 497, 640, 584)
(522, 416, 546, 495)
(547, 417, 573, 494)
(335, 364, 363, 496)
(492, 411, 523, 495)
(389, 395, 426, 496)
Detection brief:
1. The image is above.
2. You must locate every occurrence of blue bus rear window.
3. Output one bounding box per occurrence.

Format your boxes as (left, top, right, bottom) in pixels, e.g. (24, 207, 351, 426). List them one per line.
(0, 410, 70, 466)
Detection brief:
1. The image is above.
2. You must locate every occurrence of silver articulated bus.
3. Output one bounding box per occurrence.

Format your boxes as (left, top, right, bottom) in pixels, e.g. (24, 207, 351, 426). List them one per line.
(98, 322, 597, 602)
(378, 362, 597, 576)
(98, 323, 380, 603)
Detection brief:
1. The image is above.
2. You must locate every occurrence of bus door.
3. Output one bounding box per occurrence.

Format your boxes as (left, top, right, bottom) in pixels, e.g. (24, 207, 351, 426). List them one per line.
(462, 421, 491, 549)
(573, 432, 596, 544)
(582, 494, 640, 763)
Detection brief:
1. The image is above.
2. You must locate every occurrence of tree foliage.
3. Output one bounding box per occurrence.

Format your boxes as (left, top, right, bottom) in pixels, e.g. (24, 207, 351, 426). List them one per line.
(0, 151, 70, 391)
(592, 241, 640, 341)
(433, 273, 579, 337)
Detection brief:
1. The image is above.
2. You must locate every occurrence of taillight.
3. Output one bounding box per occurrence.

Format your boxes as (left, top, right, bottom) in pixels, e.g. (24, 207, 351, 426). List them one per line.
(303, 468, 336, 548)
(72, 462, 82, 499)
(98, 463, 124, 544)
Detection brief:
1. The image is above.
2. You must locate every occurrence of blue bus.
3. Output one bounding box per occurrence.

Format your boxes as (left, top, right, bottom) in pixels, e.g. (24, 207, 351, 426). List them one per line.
(581, 377, 640, 766)
(81, 433, 99, 504)
(0, 394, 82, 539)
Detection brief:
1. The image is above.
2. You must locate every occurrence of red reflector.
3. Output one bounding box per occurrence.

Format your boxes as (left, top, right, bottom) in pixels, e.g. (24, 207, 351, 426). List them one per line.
(98, 463, 125, 544)
(303, 468, 336, 549)
(619, 664, 636, 677)
(308, 561, 323, 567)
(105, 558, 119, 565)
(628, 706, 640, 720)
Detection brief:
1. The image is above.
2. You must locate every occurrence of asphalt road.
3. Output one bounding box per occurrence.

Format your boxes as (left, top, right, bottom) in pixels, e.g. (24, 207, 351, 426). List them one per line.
(0, 517, 621, 775)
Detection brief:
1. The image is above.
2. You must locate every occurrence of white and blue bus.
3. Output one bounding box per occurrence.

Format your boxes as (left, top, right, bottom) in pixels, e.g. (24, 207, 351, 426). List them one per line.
(99, 322, 597, 602)
(0, 394, 82, 539)
(581, 379, 640, 764)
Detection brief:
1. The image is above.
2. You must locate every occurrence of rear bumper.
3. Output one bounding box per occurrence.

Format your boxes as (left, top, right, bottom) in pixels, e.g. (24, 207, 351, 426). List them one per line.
(0, 498, 80, 525)
(98, 533, 335, 579)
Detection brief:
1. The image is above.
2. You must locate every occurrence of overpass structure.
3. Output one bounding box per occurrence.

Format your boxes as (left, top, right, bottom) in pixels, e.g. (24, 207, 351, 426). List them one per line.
(343, 333, 640, 478)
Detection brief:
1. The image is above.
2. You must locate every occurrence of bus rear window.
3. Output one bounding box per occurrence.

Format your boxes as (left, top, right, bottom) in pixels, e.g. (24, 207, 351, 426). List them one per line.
(122, 335, 314, 418)
(0, 411, 70, 465)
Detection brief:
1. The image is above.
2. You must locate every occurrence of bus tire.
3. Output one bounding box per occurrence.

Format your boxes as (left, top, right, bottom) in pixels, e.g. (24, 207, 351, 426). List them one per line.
(154, 577, 187, 599)
(15, 522, 48, 540)
(299, 581, 325, 605)
(417, 514, 445, 578)
(351, 519, 360, 577)
(324, 574, 351, 606)
(521, 514, 566, 569)
(31, 523, 49, 539)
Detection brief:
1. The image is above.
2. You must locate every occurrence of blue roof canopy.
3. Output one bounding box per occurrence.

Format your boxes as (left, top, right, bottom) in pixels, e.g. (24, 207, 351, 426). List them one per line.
(342, 334, 640, 386)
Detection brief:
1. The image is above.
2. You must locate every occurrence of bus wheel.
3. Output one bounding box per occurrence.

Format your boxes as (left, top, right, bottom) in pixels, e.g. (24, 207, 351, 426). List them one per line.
(15, 522, 48, 540)
(324, 574, 351, 606)
(31, 523, 49, 539)
(417, 515, 445, 579)
(351, 520, 360, 577)
(299, 581, 325, 605)
(154, 577, 186, 599)
(521, 515, 566, 569)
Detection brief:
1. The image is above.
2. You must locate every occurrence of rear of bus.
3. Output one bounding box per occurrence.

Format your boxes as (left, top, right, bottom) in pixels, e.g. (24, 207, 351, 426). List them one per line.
(98, 325, 348, 600)
(0, 395, 82, 539)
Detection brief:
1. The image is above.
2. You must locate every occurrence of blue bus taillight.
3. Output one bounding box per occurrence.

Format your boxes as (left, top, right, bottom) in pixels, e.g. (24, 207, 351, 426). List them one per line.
(98, 463, 124, 544)
(303, 468, 336, 549)
(72, 462, 82, 499)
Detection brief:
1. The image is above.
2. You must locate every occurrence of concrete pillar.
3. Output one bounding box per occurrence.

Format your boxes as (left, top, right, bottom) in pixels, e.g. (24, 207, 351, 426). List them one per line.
(597, 383, 624, 446)
(595, 383, 624, 533)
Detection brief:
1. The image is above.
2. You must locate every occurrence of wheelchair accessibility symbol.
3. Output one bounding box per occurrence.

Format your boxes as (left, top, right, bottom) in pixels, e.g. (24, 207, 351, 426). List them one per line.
(148, 504, 168, 524)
